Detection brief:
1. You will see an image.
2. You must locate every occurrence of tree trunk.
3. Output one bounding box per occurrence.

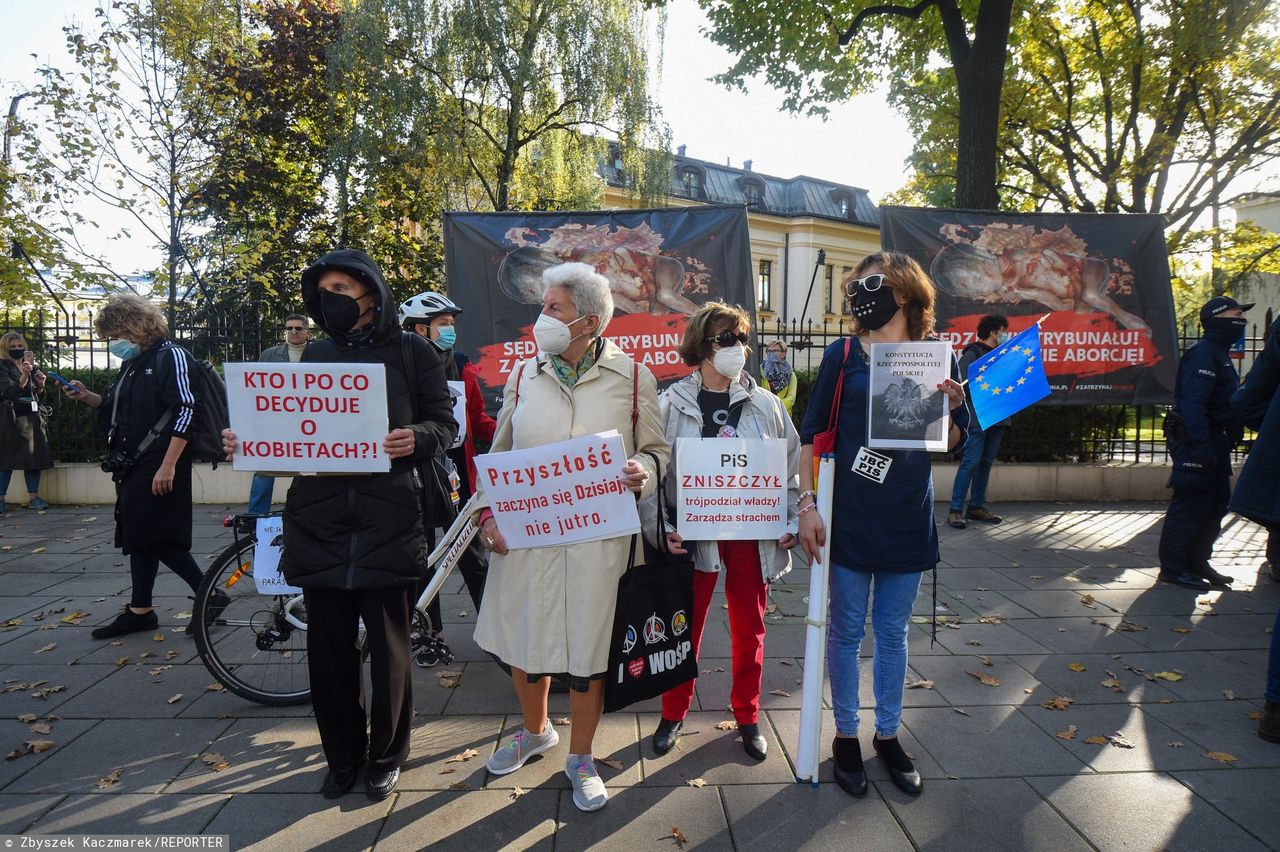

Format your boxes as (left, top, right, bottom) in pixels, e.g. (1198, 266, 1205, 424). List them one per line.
(953, 0, 1014, 210)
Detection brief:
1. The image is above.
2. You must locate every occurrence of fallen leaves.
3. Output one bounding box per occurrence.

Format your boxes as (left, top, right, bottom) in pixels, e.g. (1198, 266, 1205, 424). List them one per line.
(685, 778, 707, 788)
(1205, 751, 1238, 764)
(114, 657, 129, 668)
(714, 720, 738, 731)
(1154, 671, 1184, 682)
(966, 670, 1001, 687)
(2, 680, 47, 694)
(436, 670, 463, 689)
(1066, 662, 1086, 673)
(6, 739, 55, 760)
(1055, 725, 1078, 741)
(28, 722, 52, 735)
(201, 752, 230, 772)
(1248, 711, 1263, 721)
(552, 717, 571, 726)
(1114, 621, 1148, 633)
(778, 659, 793, 667)
(1, 617, 22, 631)
(1041, 696, 1074, 711)
(166, 694, 183, 704)
(152, 632, 166, 643)
(1107, 731, 1136, 749)
(1167, 741, 1184, 748)
(977, 655, 993, 667)
(96, 768, 123, 790)
(164, 650, 178, 661)
(510, 786, 526, 799)
(594, 756, 623, 770)
(445, 749, 480, 764)
(1099, 676, 1126, 694)
(1083, 736, 1109, 745)
(448, 781, 470, 790)
(1080, 593, 1096, 608)
(767, 689, 791, 698)
(1171, 627, 1192, 634)
(31, 547, 47, 554)
(33, 642, 56, 655)
(905, 679, 935, 690)
(976, 615, 1003, 624)
(59, 610, 88, 626)
(206, 683, 224, 693)
(953, 707, 971, 716)
(670, 826, 689, 848)
(1222, 690, 1238, 701)
(31, 685, 65, 700)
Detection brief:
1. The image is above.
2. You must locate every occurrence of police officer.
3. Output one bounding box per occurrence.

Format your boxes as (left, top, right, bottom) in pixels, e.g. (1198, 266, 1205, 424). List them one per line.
(1157, 296, 1252, 590)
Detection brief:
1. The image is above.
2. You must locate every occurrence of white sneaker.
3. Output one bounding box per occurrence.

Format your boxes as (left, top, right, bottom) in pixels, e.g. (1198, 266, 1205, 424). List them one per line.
(565, 753, 608, 811)
(486, 721, 559, 775)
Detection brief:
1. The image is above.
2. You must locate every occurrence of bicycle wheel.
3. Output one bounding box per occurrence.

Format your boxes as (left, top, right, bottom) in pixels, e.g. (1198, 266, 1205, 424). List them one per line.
(193, 534, 311, 706)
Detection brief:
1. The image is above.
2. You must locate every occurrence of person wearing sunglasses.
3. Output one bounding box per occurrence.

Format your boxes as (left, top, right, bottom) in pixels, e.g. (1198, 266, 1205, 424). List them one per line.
(0, 332, 53, 514)
(245, 315, 312, 515)
(760, 339, 797, 414)
(797, 252, 968, 800)
(639, 301, 800, 762)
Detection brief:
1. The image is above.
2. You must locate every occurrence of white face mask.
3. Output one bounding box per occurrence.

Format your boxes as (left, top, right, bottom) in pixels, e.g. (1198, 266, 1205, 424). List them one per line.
(712, 343, 746, 379)
(533, 312, 588, 356)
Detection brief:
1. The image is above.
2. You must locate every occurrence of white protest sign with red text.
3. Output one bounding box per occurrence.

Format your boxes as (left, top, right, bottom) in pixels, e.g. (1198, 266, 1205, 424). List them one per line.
(225, 362, 390, 474)
(475, 431, 640, 550)
(676, 437, 788, 541)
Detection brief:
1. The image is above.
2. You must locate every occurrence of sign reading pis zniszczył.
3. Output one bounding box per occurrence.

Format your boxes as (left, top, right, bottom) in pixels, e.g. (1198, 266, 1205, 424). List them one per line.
(676, 437, 788, 540)
(475, 431, 640, 549)
(225, 362, 390, 474)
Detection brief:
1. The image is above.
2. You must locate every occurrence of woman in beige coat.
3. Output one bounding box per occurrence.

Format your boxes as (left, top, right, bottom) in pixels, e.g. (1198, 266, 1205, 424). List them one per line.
(474, 262, 669, 812)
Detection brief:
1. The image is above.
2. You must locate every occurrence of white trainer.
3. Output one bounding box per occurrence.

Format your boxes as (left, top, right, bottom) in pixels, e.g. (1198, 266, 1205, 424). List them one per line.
(565, 753, 608, 811)
(486, 721, 559, 775)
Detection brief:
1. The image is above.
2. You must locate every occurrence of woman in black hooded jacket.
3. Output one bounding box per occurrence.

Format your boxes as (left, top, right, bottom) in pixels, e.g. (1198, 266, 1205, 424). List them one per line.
(225, 249, 456, 801)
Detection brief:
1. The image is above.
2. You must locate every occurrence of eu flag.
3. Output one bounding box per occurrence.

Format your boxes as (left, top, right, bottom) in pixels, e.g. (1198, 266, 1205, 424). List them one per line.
(966, 323, 1052, 430)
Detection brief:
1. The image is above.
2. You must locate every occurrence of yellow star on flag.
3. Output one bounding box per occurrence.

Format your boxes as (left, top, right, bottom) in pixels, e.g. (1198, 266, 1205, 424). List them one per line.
(991, 386, 1002, 395)
(1017, 377, 1026, 385)
(979, 382, 990, 391)
(1005, 385, 1014, 393)
(978, 364, 987, 373)
(1025, 366, 1034, 374)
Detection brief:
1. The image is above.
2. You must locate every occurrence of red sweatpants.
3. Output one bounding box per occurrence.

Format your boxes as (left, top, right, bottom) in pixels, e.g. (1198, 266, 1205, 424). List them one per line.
(661, 539, 768, 725)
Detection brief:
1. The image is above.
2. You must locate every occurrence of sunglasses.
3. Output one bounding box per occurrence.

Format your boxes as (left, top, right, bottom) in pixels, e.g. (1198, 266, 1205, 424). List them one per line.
(285, 327, 307, 333)
(705, 330, 749, 348)
(845, 273, 889, 296)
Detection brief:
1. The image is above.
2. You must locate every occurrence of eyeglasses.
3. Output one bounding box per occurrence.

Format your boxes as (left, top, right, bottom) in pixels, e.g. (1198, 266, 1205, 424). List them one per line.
(285, 327, 307, 334)
(845, 273, 889, 296)
(705, 330, 749, 348)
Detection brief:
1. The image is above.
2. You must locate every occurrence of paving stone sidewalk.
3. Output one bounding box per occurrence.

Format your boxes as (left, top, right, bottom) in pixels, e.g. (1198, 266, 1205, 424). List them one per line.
(0, 502, 1277, 850)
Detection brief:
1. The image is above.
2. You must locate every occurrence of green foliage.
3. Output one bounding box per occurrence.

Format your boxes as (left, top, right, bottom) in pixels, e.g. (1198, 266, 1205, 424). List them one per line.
(43, 367, 118, 464)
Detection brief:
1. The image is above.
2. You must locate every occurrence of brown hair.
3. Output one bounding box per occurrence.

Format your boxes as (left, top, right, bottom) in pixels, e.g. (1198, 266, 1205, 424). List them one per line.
(1, 332, 28, 356)
(94, 293, 169, 346)
(678, 301, 752, 367)
(844, 251, 936, 341)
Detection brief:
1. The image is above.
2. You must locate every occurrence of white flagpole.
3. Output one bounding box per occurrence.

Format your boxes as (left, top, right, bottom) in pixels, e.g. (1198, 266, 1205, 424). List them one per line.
(795, 454, 835, 787)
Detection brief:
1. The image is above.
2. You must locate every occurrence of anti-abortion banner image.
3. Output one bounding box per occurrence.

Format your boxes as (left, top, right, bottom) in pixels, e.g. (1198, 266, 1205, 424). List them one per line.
(475, 431, 641, 549)
(225, 363, 390, 474)
(880, 206, 1179, 404)
(444, 205, 755, 413)
(676, 437, 788, 541)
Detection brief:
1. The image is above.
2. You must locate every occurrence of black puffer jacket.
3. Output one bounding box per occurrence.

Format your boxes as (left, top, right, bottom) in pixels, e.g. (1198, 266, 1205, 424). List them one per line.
(281, 249, 457, 590)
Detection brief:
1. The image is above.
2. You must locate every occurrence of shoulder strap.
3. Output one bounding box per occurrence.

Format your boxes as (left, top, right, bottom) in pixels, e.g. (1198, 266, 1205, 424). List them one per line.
(400, 332, 419, 424)
(632, 362, 639, 439)
(824, 337, 852, 434)
(512, 360, 528, 413)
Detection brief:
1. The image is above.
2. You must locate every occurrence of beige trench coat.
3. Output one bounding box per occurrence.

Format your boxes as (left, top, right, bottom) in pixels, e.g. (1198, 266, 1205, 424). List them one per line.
(472, 339, 671, 677)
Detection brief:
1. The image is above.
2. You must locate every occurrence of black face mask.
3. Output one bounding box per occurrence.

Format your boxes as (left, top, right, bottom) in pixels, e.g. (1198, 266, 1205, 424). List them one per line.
(1203, 316, 1246, 345)
(8, 348, 25, 361)
(852, 287, 901, 331)
(319, 289, 371, 334)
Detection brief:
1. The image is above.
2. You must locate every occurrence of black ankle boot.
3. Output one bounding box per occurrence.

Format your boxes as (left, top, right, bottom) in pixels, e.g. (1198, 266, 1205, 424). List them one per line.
(1260, 699, 1280, 744)
(832, 737, 866, 798)
(873, 736, 923, 796)
(652, 718, 682, 756)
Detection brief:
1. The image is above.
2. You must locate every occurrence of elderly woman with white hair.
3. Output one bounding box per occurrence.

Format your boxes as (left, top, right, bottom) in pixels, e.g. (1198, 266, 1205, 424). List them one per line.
(474, 262, 669, 812)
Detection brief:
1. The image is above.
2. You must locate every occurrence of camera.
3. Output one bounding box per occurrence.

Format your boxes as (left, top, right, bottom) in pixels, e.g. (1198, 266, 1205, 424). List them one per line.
(100, 451, 134, 477)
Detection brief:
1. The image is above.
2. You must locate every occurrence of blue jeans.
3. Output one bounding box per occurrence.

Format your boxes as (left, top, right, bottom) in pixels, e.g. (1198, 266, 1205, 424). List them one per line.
(950, 425, 1007, 512)
(0, 469, 42, 499)
(827, 567, 923, 737)
(247, 473, 275, 515)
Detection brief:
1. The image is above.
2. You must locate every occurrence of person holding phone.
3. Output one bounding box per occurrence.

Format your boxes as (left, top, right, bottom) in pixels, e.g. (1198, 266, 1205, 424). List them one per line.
(0, 333, 53, 513)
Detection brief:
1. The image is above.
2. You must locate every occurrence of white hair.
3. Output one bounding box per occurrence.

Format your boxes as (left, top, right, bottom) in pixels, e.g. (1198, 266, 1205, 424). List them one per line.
(542, 262, 613, 337)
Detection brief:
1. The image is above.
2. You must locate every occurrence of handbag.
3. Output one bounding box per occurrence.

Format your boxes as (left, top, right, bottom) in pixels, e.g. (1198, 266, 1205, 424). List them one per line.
(400, 332, 460, 529)
(603, 463, 697, 713)
(811, 336, 852, 459)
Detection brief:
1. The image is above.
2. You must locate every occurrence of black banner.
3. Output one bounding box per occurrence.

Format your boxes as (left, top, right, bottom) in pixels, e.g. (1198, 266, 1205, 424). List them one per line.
(880, 206, 1179, 405)
(443, 206, 755, 411)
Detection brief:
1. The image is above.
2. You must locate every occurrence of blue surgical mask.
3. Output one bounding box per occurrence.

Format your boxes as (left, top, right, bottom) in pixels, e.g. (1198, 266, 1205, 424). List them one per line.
(435, 325, 457, 349)
(108, 339, 141, 361)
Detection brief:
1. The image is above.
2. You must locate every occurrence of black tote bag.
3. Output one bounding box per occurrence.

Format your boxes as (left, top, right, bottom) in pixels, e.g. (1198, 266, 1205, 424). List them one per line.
(603, 479, 697, 714)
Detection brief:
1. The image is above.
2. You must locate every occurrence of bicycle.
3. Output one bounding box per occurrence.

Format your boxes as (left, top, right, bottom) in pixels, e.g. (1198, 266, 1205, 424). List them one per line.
(191, 497, 480, 706)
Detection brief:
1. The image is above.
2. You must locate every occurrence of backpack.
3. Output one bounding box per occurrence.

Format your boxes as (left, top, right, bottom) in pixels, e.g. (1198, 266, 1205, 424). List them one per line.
(134, 348, 231, 468)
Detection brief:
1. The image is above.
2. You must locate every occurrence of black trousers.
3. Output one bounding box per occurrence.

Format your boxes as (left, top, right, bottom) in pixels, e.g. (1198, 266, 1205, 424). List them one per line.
(304, 585, 414, 773)
(1159, 471, 1232, 577)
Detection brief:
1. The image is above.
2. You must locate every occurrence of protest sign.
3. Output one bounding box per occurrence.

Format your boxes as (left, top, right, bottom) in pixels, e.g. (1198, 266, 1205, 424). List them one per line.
(475, 431, 640, 549)
(448, 380, 467, 449)
(867, 341, 951, 451)
(676, 437, 788, 540)
(224, 362, 390, 474)
(252, 516, 301, 595)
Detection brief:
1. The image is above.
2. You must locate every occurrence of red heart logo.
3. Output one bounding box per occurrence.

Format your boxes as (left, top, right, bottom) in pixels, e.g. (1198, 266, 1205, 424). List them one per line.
(628, 657, 645, 679)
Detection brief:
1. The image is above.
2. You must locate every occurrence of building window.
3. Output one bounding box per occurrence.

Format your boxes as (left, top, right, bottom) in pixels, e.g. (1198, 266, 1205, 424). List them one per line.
(841, 266, 852, 314)
(679, 167, 703, 198)
(741, 178, 765, 209)
(757, 260, 772, 310)
(830, 189, 855, 220)
(824, 264, 835, 313)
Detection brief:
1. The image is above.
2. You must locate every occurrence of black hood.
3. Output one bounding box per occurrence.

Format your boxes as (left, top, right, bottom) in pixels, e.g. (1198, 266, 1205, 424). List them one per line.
(301, 248, 399, 346)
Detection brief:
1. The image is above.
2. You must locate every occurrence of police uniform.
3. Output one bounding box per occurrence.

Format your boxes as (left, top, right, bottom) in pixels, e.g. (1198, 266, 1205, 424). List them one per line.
(1158, 298, 1250, 586)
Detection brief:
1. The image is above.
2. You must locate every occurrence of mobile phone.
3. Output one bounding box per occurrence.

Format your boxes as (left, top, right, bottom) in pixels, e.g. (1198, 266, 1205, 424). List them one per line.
(46, 371, 80, 394)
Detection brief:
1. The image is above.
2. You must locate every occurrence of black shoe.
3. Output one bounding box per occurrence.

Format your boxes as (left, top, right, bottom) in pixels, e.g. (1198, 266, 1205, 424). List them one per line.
(740, 723, 767, 761)
(652, 718, 682, 756)
(366, 766, 400, 801)
(91, 607, 159, 640)
(1158, 571, 1211, 592)
(321, 765, 361, 799)
(187, 590, 231, 635)
(873, 736, 923, 796)
(832, 737, 867, 798)
(1202, 568, 1233, 588)
(1259, 699, 1280, 744)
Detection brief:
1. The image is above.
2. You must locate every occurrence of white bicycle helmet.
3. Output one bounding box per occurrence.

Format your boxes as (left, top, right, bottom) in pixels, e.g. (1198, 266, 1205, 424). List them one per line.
(399, 291, 462, 328)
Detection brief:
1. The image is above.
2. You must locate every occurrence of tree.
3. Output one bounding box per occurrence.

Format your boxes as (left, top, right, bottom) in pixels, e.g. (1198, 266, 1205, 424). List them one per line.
(384, 0, 669, 212)
(688, 0, 1015, 210)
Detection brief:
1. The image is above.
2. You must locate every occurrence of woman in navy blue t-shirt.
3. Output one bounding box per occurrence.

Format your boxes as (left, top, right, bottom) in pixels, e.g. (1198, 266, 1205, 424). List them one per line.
(798, 251, 968, 800)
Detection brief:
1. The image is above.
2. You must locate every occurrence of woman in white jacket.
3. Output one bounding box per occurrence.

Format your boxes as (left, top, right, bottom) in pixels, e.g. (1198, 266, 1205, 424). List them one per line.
(474, 262, 669, 812)
(639, 301, 800, 761)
